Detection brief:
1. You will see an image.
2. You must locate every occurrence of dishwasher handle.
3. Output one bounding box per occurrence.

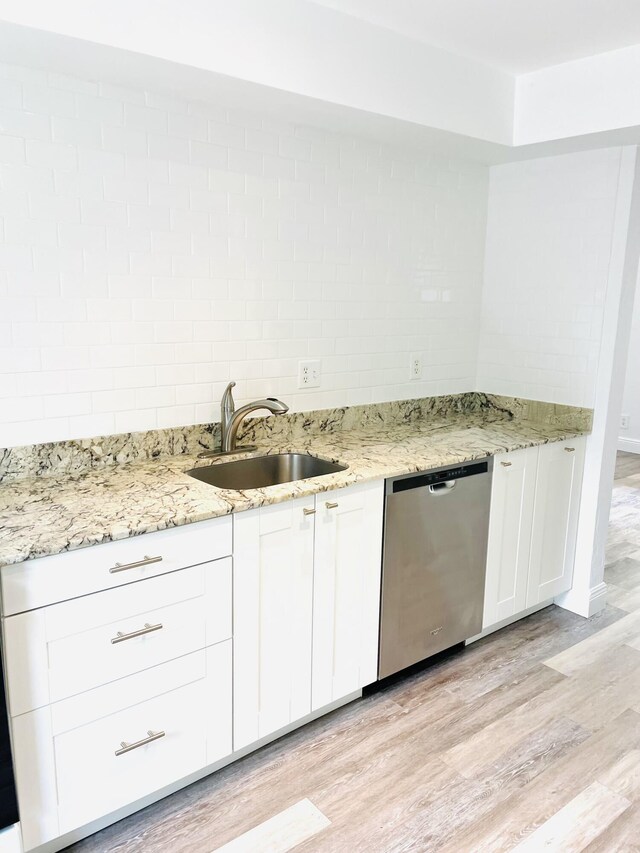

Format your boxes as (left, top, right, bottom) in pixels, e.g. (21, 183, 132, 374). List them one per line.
(429, 480, 456, 494)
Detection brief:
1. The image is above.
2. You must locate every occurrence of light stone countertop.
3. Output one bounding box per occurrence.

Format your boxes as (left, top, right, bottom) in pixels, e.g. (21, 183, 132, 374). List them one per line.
(0, 410, 589, 569)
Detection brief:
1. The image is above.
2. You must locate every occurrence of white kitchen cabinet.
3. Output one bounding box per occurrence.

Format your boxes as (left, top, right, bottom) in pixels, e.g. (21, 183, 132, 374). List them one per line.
(312, 481, 383, 710)
(1, 515, 235, 853)
(233, 497, 315, 750)
(4, 558, 231, 717)
(482, 437, 586, 631)
(527, 437, 586, 607)
(12, 645, 231, 851)
(1, 515, 232, 616)
(233, 480, 384, 749)
(483, 447, 538, 628)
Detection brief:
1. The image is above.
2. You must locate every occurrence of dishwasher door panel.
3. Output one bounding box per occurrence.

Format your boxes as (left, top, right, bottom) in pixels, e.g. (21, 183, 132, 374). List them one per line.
(378, 468, 491, 679)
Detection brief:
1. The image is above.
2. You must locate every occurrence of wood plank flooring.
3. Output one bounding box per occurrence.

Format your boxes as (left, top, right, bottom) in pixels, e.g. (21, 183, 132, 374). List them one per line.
(66, 452, 640, 853)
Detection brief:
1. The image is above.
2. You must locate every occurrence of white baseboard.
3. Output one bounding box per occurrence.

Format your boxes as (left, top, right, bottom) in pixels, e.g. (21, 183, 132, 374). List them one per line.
(466, 600, 553, 644)
(618, 437, 640, 454)
(555, 581, 608, 618)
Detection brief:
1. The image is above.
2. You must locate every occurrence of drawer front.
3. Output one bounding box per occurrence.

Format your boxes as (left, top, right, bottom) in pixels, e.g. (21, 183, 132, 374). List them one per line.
(1, 515, 232, 615)
(4, 559, 232, 716)
(54, 642, 232, 834)
(12, 644, 232, 851)
(49, 597, 206, 703)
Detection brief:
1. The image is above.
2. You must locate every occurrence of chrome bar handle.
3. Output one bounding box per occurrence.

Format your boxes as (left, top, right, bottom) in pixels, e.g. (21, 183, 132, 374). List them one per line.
(109, 555, 163, 574)
(115, 729, 166, 756)
(500, 461, 512, 467)
(303, 507, 316, 516)
(325, 501, 339, 509)
(564, 447, 575, 453)
(111, 622, 163, 645)
(429, 480, 456, 495)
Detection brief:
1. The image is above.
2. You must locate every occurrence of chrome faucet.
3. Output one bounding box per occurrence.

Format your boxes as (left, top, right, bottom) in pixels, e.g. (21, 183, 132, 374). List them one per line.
(216, 381, 289, 453)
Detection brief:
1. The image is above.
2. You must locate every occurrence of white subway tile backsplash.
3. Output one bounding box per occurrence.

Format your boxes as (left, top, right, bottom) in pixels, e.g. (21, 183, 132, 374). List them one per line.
(123, 102, 167, 134)
(0, 61, 492, 445)
(78, 147, 125, 177)
(0, 79, 21, 110)
(477, 148, 621, 407)
(80, 199, 127, 227)
(168, 112, 207, 140)
(189, 140, 227, 168)
(52, 115, 101, 147)
(23, 83, 75, 117)
(43, 391, 91, 418)
(92, 388, 136, 412)
(0, 135, 26, 165)
(102, 125, 147, 156)
(0, 107, 51, 141)
(208, 120, 244, 148)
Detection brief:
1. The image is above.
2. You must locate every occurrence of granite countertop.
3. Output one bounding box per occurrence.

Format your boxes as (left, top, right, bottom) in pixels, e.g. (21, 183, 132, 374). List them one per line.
(0, 408, 590, 568)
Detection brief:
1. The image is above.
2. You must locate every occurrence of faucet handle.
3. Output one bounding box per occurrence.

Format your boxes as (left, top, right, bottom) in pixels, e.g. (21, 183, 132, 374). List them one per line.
(221, 381, 236, 412)
(220, 381, 236, 450)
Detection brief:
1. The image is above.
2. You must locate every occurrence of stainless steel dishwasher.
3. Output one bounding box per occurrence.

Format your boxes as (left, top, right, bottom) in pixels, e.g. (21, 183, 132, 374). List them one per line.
(378, 459, 492, 679)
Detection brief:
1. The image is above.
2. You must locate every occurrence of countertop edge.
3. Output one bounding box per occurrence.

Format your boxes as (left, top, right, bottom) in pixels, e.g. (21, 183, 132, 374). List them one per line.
(0, 425, 589, 571)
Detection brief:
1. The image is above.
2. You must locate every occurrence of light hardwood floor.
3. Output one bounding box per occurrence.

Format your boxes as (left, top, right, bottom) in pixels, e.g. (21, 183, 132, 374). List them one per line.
(66, 453, 640, 853)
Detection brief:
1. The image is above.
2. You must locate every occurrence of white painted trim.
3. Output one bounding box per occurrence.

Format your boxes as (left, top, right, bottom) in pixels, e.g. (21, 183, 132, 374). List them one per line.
(28, 691, 361, 853)
(569, 146, 640, 617)
(0, 825, 22, 853)
(555, 581, 608, 619)
(466, 600, 553, 644)
(617, 437, 640, 454)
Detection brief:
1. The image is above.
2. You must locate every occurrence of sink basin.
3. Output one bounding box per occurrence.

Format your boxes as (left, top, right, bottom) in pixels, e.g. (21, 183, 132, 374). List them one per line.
(185, 453, 348, 491)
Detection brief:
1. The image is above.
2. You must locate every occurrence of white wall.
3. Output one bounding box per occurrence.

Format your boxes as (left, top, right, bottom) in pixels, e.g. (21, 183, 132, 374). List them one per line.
(515, 45, 640, 146)
(475, 144, 640, 618)
(0, 0, 515, 145)
(559, 147, 640, 617)
(477, 148, 624, 407)
(619, 269, 640, 452)
(0, 61, 489, 448)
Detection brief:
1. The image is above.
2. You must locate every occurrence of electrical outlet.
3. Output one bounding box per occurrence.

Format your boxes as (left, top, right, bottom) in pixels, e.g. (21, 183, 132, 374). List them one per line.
(621, 413, 631, 430)
(409, 354, 423, 381)
(298, 359, 321, 389)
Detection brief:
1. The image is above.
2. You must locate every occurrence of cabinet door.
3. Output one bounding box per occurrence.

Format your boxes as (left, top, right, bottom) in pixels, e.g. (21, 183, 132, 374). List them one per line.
(483, 448, 538, 630)
(526, 438, 586, 607)
(233, 498, 315, 750)
(312, 481, 384, 710)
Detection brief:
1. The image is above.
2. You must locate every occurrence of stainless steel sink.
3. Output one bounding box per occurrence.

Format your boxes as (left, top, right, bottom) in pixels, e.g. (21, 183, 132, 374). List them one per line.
(185, 453, 348, 491)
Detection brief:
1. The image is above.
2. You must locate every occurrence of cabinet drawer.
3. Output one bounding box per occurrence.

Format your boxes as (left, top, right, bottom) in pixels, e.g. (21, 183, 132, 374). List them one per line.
(1, 515, 232, 615)
(53, 642, 231, 835)
(12, 646, 232, 851)
(4, 558, 231, 716)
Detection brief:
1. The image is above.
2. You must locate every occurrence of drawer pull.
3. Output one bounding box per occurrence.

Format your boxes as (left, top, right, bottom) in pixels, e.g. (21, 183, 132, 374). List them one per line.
(325, 501, 339, 509)
(303, 507, 316, 516)
(109, 555, 163, 574)
(500, 461, 512, 468)
(111, 622, 163, 645)
(115, 729, 166, 756)
(565, 447, 575, 453)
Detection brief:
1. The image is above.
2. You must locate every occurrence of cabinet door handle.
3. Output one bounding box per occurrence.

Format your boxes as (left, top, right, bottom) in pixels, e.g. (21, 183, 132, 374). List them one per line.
(111, 622, 163, 645)
(325, 501, 339, 509)
(500, 461, 512, 467)
(109, 555, 163, 574)
(303, 507, 316, 516)
(115, 729, 165, 756)
(564, 447, 575, 453)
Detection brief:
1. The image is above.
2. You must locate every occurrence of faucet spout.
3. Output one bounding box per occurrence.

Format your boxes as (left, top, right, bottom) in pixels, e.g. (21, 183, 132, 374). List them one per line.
(221, 392, 289, 453)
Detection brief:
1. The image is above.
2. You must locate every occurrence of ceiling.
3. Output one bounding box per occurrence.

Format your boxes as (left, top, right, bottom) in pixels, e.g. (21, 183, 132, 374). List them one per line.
(310, 0, 640, 74)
